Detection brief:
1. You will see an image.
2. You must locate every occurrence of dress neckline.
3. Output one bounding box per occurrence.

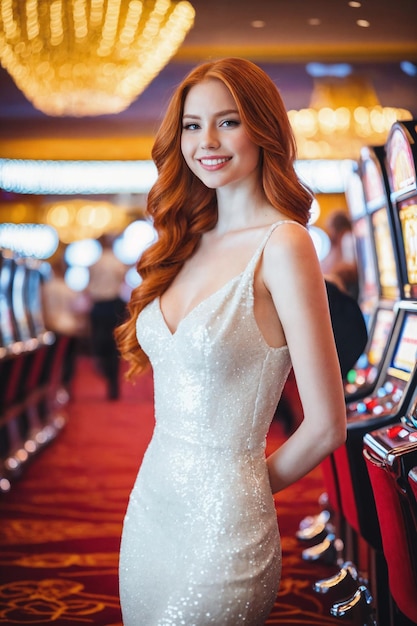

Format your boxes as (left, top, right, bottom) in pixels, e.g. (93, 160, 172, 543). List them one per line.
(157, 271, 243, 337)
(158, 219, 298, 336)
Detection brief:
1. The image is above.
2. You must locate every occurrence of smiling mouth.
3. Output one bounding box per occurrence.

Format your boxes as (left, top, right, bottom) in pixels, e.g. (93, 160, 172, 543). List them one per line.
(199, 157, 231, 166)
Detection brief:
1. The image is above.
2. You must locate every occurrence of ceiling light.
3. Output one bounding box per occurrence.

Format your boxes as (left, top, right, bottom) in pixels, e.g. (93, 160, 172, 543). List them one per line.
(251, 20, 265, 28)
(288, 76, 412, 159)
(0, 0, 195, 117)
(0, 159, 157, 194)
(0, 223, 59, 258)
(357, 19, 370, 27)
(348, 2, 361, 7)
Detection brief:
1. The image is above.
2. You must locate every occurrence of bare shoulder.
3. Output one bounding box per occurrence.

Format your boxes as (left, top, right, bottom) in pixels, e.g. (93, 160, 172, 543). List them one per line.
(264, 221, 319, 272)
(260, 220, 327, 320)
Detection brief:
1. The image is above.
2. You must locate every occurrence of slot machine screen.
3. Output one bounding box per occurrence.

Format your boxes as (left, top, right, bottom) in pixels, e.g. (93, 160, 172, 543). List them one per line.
(362, 149, 386, 209)
(352, 215, 379, 317)
(0, 257, 16, 347)
(398, 199, 417, 298)
(371, 207, 400, 300)
(388, 312, 417, 382)
(387, 126, 415, 194)
(12, 264, 32, 343)
(367, 308, 396, 366)
(25, 268, 45, 337)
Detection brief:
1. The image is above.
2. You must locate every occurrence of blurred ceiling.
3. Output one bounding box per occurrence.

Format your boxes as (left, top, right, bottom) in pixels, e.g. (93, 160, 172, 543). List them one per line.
(0, 0, 416, 160)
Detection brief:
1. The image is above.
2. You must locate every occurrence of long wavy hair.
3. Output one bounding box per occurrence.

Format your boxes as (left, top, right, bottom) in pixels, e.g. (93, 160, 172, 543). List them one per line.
(115, 57, 313, 379)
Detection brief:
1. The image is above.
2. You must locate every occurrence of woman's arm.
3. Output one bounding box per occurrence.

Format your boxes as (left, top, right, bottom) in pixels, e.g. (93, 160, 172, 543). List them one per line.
(262, 223, 347, 494)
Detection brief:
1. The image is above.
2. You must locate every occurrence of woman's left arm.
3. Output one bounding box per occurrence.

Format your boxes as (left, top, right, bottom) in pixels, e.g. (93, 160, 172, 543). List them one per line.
(263, 223, 347, 494)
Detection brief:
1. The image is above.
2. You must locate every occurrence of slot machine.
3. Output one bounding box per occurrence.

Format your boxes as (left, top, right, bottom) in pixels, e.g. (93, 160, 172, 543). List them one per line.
(300, 161, 395, 566)
(344, 146, 402, 401)
(0, 251, 18, 357)
(324, 123, 417, 625)
(1, 256, 40, 467)
(0, 251, 20, 466)
(385, 120, 417, 299)
(363, 147, 403, 302)
(363, 388, 417, 625)
(11, 258, 36, 351)
(0, 251, 28, 414)
(0, 253, 28, 475)
(24, 259, 54, 346)
(347, 302, 417, 424)
(321, 302, 417, 626)
(358, 120, 417, 625)
(345, 164, 379, 325)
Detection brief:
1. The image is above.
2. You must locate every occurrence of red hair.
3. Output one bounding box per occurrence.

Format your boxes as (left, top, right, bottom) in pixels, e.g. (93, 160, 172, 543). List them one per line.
(116, 57, 313, 378)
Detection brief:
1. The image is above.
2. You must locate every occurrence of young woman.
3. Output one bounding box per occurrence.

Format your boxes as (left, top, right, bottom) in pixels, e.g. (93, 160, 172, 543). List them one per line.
(116, 57, 346, 625)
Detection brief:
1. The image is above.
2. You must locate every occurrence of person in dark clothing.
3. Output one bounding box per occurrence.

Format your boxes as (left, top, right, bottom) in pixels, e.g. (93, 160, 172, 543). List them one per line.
(275, 278, 368, 433)
(90, 297, 126, 399)
(87, 236, 127, 400)
(321, 210, 359, 300)
(325, 279, 368, 379)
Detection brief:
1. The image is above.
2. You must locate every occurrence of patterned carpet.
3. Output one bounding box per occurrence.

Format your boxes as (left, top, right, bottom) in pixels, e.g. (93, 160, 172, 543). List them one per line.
(0, 355, 351, 625)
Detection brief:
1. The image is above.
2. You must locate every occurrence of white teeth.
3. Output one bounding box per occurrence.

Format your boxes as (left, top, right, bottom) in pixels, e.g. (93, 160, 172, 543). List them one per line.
(200, 158, 229, 166)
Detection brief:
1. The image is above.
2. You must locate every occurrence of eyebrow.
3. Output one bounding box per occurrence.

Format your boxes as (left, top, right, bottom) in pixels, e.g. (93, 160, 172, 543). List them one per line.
(182, 108, 239, 119)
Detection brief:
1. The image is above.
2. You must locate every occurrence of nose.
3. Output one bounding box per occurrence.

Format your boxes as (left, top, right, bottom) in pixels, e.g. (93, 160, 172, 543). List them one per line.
(200, 125, 220, 150)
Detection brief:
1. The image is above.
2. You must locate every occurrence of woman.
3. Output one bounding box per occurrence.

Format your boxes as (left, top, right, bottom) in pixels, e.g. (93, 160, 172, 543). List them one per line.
(116, 58, 346, 625)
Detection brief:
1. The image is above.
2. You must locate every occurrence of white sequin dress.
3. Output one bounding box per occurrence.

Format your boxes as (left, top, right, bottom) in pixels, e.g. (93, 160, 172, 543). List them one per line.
(119, 222, 293, 625)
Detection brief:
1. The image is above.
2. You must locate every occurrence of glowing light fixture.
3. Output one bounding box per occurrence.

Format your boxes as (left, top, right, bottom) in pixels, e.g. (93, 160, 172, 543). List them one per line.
(45, 198, 128, 243)
(0, 223, 59, 258)
(113, 219, 157, 264)
(0, 158, 157, 194)
(64, 238, 103, 267)
(289, 75, 412, 159)
(0, 0, 195, 116)
(309, 226, 331, 262)
(0, 158, 350, 195)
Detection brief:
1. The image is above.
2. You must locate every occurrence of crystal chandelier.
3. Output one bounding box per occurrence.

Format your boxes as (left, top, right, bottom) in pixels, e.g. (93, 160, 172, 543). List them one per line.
(288, 76, 412, 160)
(0, 0, 195, 116)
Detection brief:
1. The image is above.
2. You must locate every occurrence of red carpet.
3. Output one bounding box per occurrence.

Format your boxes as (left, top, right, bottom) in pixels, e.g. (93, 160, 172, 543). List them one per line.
(0, 355, 349, 625)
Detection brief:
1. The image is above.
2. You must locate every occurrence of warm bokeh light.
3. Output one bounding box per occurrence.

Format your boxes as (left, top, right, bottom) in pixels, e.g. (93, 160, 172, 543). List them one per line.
(45, 199, 129, 243)
(0, 0, 195, 116)
(289, 75, 413, 159)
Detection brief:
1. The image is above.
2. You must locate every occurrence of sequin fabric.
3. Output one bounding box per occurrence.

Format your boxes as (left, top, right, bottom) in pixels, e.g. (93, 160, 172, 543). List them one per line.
(119, 221, 294, 625)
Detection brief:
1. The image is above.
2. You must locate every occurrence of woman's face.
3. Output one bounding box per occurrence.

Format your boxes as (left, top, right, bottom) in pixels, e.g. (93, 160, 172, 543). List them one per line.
(181, 78, 260, 190)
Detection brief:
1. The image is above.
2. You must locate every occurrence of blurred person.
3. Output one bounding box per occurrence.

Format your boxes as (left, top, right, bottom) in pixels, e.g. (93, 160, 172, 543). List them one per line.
(87, 235, 127, 400)
(321, 209, 359, 299)
(42, 257, 90, 390)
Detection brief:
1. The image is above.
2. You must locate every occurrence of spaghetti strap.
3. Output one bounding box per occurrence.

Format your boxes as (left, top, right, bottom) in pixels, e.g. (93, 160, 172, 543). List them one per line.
(246, 219, 304, 273)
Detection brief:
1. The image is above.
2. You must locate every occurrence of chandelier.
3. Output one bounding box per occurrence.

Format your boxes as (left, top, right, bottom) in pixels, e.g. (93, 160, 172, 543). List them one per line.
(0, 0, 195, 116)
(288, 75, 413, 160)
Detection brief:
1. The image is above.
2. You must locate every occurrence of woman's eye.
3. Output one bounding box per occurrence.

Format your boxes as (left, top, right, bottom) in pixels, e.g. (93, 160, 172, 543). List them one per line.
(183, 123, 199, 131)
(221, 119, 239, 127)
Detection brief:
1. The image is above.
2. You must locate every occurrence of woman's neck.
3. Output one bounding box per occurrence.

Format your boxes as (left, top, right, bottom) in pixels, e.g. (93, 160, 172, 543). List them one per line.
(215, 187, 277, 234)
